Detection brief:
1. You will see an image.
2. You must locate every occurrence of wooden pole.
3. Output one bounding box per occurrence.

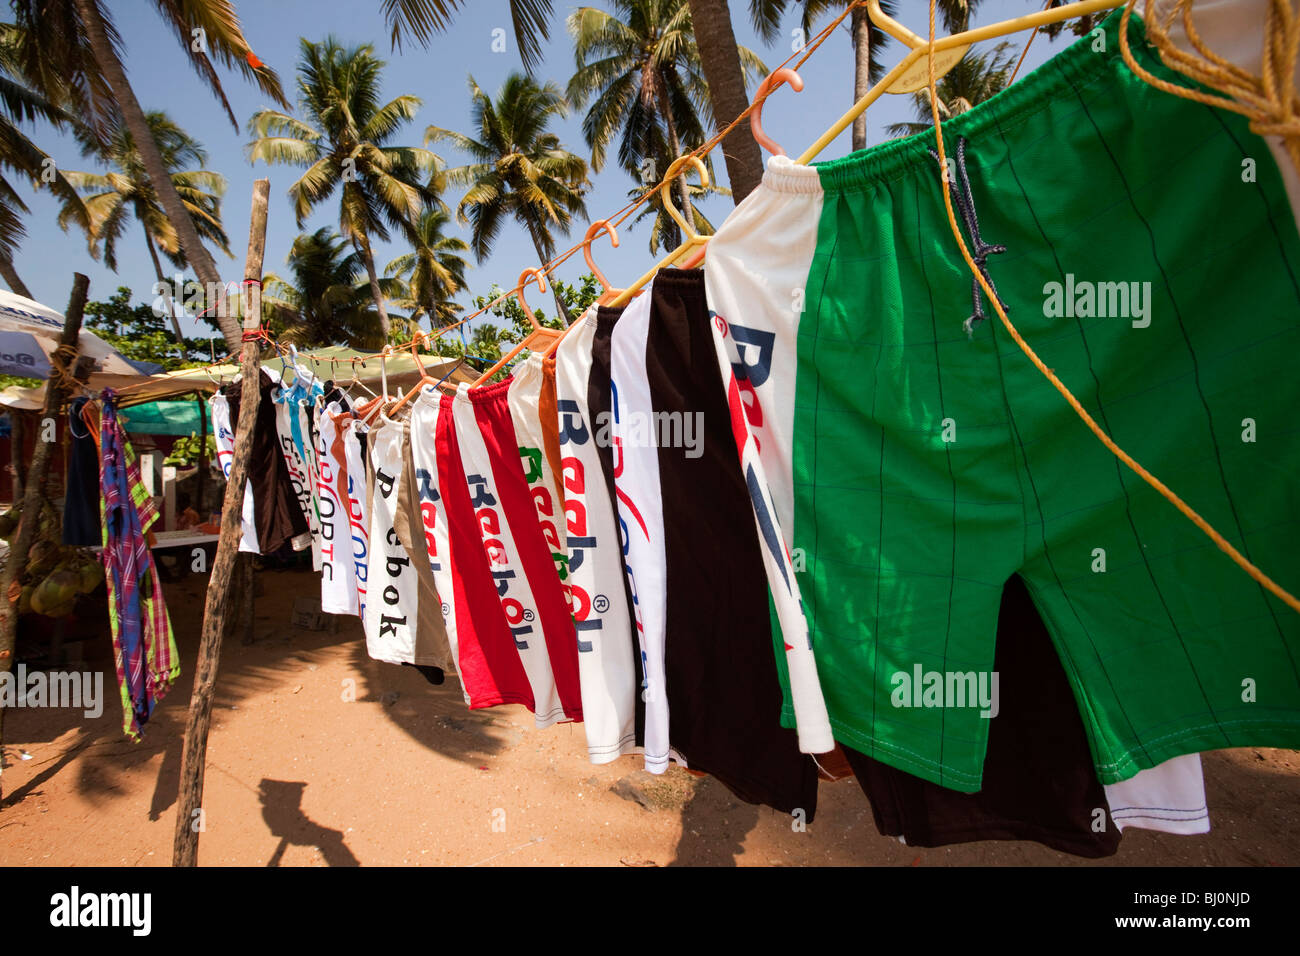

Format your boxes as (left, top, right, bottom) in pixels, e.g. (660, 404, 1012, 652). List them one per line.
(172, 180, 269, 865)
(0, 273, 90, 796)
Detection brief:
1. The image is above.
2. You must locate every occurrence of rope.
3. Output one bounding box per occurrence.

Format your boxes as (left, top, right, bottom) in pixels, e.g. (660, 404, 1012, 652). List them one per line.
(1117, 0, 1300, 173)
(925, 0, 1300, 614)
(1008, 3, 1046, 85)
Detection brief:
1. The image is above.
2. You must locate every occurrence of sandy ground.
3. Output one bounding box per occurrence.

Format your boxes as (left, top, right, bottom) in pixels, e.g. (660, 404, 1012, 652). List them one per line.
(1, 567, 1298, 867)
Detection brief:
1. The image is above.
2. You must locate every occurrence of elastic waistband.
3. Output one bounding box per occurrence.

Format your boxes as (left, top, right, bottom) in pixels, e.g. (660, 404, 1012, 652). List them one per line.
(413, 383, 442, 414)
(651, 268, 706, 295)
(458, 375, 513, 405)
(762, 154, 823, 194)
(595, 303, 626, 331)
(815, 9, 1158, 192)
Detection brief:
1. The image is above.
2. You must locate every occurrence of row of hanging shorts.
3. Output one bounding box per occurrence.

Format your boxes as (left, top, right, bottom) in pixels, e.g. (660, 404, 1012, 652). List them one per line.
(218, 14, 1300, 858)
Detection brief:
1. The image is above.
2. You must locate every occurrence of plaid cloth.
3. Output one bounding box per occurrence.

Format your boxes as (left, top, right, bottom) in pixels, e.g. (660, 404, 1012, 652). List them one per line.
(100, 389, 179, 739)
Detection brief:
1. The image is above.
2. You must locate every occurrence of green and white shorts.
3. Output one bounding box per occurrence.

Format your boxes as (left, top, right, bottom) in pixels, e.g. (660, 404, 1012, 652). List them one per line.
(704, 10, 1300, 791)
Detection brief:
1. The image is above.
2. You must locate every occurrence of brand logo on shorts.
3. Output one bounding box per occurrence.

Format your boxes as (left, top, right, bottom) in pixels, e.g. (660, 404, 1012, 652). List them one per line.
(890, 665, 999, 718)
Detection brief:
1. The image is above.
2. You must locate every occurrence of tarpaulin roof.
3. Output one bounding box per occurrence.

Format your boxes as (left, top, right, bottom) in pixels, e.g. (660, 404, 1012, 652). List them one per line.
(118, 398, 210, 436)
(0, 344, 476, 409)
(109, 346, 475, 405)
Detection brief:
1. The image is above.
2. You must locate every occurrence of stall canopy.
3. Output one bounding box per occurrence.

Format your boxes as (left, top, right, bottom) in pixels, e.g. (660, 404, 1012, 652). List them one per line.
(118, 398, 209, 435)
(0, 343, 476, 410)
(100, 345, 476, 405)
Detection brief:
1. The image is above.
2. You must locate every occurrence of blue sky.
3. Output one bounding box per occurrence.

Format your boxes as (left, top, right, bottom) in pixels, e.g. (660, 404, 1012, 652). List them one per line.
(9, 0, 1083, 342)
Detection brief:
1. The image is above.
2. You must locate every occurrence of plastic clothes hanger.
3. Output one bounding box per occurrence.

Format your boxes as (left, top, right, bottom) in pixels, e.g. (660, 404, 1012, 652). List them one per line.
(611, 153, 711, 303)
(675, 72, 802, 271)
(750, 67, 804, 157)
(663, 155, 712, 270)
(470, 268, 560, 387)
(386, 321, 464, 417)
(543, 220, 624, 359)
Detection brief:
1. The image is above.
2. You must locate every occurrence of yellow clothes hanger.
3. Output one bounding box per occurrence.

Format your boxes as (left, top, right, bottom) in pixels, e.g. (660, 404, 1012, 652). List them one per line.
(543, 219, 625, 359)
(609, 153, 711, 306)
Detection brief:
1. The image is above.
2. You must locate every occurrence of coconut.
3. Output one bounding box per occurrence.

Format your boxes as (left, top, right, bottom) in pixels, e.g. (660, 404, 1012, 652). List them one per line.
(31, 569, 81, 616)
(17, 584, 33, 615)
(77, 561, 104, 594)
(0, 510, 17, 538)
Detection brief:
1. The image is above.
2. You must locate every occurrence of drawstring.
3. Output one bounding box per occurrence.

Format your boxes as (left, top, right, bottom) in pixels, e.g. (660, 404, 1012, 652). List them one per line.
(928, 136, 1007, 336)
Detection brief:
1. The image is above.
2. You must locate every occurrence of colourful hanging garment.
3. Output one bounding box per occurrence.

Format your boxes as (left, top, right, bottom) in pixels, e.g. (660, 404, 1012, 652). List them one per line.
(99, 389, 179, 740)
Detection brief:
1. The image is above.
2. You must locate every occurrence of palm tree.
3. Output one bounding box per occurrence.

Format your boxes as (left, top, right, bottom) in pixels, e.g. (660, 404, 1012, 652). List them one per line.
(262, 227, 393, 350)
(61, 112, 230, 348)
(566, 0, 765, 232)
(382, 0, 555, 74)
(686, 0, 765, 205)
(756, 0, 983, 151)
(0, 22, 89, 298)
(11, 0, 286, 351)
(883, 42, 1017, 138)
(384, 208, 470, 330)
(248, 37, 442, 340)
(426, 73, 589, 322)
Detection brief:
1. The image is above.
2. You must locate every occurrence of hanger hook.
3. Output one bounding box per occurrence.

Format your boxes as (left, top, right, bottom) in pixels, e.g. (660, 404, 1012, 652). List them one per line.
(517, 267, 547, 330)
(583, 219, 620, 293)
(751, 67, 804, 158)
(661, 154, 710, 239)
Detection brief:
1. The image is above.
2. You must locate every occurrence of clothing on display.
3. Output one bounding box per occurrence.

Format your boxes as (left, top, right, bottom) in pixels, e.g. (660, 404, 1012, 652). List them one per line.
(98, 390, 179, 740)
(706, 11, 1300, 792)
(646, 269, 819, 816)
(554, 307, 640, 764)
(63, 395, 102, 547)
(223, 371, 310, 556)
(451, 381, 582, 726)
(608, 283, 675, 772)
(83, 7, 1300, 855)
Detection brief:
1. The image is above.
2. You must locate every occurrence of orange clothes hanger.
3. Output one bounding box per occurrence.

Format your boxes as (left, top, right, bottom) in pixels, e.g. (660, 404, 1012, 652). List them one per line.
(543, 220, 625, 359)
(676, 72, 803, 270)
(750, 67, 804, 158)
(470, 268, 560, 388)
(385, 324, 462, 418)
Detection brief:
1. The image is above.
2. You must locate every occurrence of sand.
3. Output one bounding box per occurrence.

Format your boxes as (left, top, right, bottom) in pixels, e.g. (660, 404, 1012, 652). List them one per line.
(1, 568, 1297, 867)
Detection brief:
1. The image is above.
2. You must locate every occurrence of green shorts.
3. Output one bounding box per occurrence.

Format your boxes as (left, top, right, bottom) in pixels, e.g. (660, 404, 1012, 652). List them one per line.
(795, 12, 1300, 790)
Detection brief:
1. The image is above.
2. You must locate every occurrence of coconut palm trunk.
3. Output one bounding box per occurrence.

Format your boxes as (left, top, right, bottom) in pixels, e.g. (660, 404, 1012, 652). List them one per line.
(657, 83, 695, 248)
(143, 225, 188, 350)
(355, 234, 392, 340)
(686, 0, 763, 204)
(0, 255, 32, 298)
(73, 0, 241, 351)
(851, 6, 873, 151)
(526, 227, 571, 325)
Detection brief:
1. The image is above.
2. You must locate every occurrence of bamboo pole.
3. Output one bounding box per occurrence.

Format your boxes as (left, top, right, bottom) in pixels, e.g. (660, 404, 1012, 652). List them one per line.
(172, 180, 269, 865)
(0, 273, 90, 796)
